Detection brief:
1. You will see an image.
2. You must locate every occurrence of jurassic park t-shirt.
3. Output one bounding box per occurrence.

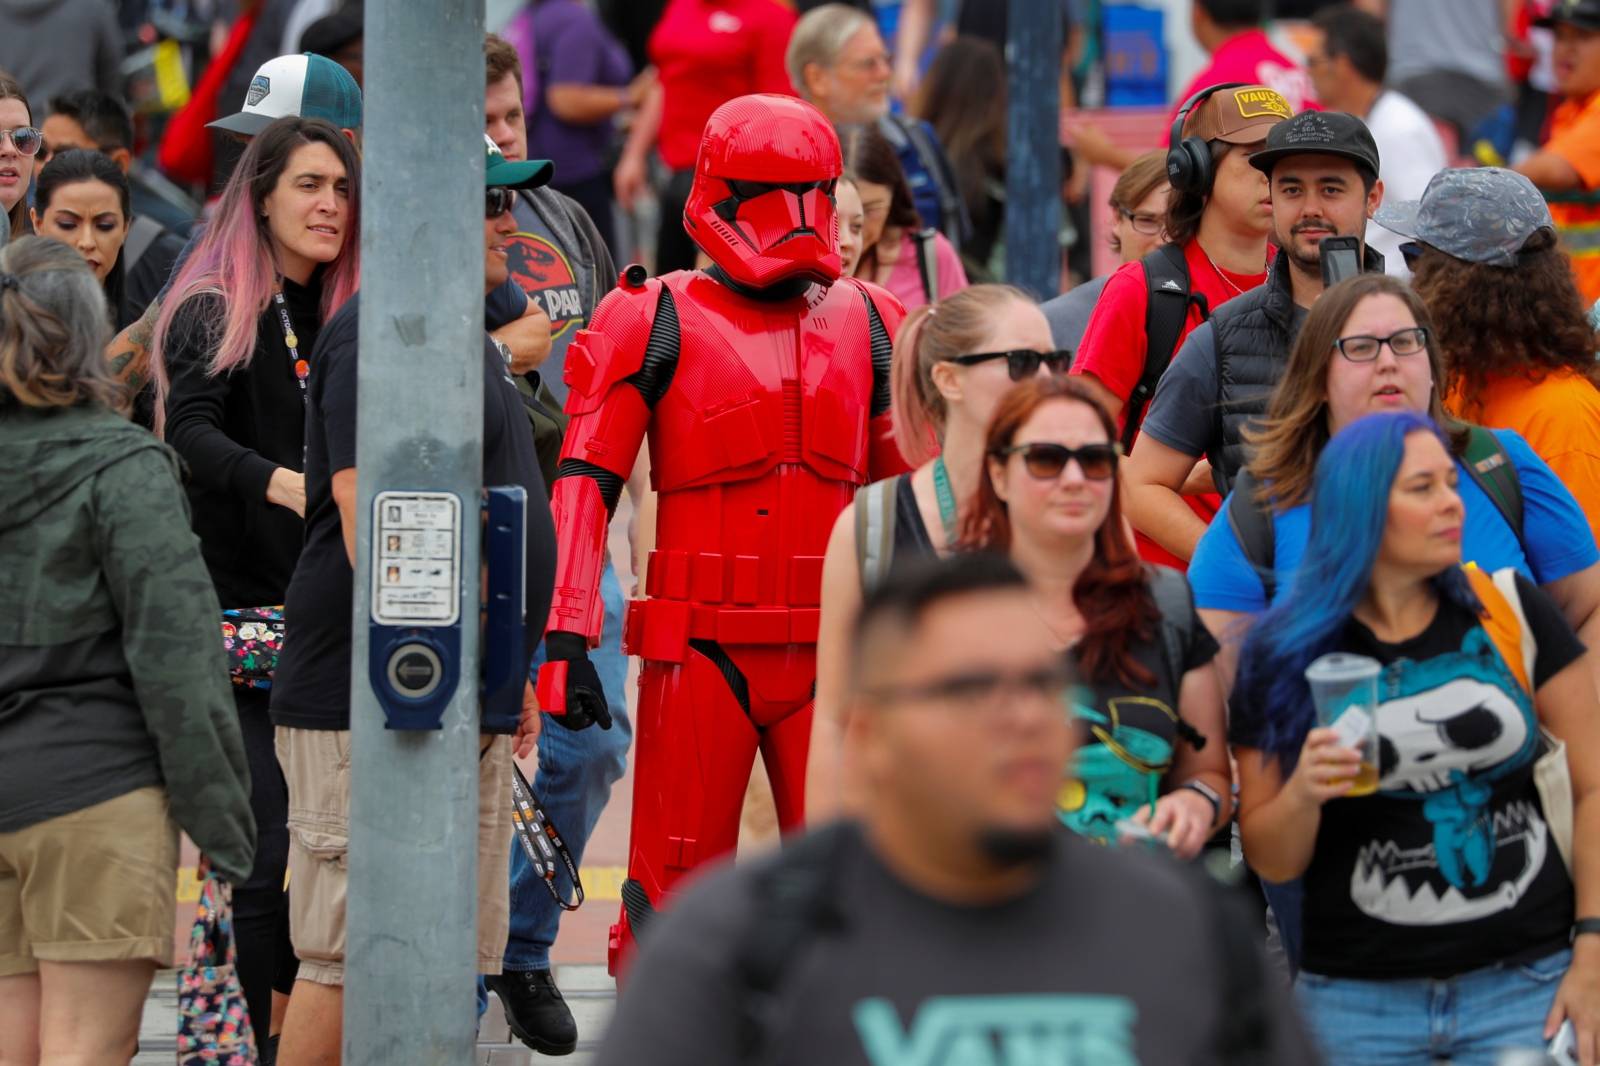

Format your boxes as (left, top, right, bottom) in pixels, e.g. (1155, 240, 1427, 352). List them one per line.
(509, 194, 591, 404)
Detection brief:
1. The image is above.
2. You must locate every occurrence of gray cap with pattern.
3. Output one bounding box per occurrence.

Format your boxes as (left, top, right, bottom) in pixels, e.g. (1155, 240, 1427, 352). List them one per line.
(1374, 167, 1554, 268)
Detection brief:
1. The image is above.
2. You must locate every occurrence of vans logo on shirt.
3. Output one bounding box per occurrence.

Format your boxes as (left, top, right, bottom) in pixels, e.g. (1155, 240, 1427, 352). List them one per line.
(853, 995, 1138, 1066)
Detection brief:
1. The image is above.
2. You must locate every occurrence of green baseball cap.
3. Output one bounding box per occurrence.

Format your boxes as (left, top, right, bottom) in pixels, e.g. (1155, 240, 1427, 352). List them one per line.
(209, 53, 362, 136)
(484, 134, 552, 190)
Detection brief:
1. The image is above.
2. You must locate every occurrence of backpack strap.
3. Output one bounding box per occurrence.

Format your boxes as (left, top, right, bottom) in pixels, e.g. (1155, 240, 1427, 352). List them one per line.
(1225, 469, 1278, 602)
(1462, 564, 1535, 694)
(734, 822, 852, 1062)
(122, 215, 164, 274)
(1146, 565, 1209, 750)
(1460, 426, 1527, 556)
(914, 228, 940, 307)
(896, 114, 972, 249)
(854, 477, 901, 596)
(1125, 243, 1209, 452)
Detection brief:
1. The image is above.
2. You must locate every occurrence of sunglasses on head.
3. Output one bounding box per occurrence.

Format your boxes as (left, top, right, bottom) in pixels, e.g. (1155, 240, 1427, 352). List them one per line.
(485, 186, 516, 219)
(0, 126, 42, 156)
(994, 441, 1120, 481)
(945, 349, 1074, 382)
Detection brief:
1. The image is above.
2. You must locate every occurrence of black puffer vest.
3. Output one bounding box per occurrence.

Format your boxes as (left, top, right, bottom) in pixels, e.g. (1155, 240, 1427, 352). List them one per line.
(1207, 259, 1297, 494)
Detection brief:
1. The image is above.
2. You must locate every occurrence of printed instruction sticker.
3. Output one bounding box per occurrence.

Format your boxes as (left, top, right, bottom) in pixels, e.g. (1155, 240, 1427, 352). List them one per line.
(371, 492, 462, 626)
(1330, 705, 1373, 750)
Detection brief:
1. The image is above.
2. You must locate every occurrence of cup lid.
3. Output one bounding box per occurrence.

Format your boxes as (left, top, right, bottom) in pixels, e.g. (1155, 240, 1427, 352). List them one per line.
(1304, 652, 1382, 682)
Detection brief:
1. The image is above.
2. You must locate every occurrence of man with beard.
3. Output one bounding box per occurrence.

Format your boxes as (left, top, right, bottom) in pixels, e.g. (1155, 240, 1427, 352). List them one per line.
(1124, 111, 1385, 563)
(594, 553, 1318, 1066)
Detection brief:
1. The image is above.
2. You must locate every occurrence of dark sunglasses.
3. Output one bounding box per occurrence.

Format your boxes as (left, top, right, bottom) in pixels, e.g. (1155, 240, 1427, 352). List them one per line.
(994, 441, 1120, 481)
(485, 186, 516, 219)
(945, 349, 1073, 382)
(0, 126, 42, 156)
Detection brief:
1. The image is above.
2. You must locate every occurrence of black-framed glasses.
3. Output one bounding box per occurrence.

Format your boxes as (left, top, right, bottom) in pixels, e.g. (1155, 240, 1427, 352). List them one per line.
(994, 441, 1120, 481)
(1117, 207, 1163, 236)
(864, 663, 1075, 709)
(1332, 326, 1430, 363)
(485, 186, 516, 219)
(0, 126, 42, 157)
(945, 349, 1073, 382)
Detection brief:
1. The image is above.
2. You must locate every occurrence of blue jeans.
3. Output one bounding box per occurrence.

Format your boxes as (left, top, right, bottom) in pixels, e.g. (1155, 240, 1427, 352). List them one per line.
(479, 564, 631, 1015)
(1295, 948, 1571, 1066)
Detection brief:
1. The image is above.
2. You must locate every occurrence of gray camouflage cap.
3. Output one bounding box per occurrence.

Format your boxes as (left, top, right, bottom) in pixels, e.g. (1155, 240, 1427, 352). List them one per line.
(1374, 167, 1554, 268)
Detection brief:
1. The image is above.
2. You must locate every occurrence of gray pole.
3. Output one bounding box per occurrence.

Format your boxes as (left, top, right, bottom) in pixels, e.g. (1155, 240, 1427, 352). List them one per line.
(346, 0, 486, 1061)
(1004, 0, 1064, 298)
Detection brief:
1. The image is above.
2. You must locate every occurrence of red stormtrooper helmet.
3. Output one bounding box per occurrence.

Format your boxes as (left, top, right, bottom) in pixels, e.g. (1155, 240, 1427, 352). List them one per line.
(683, 94, 843, 290)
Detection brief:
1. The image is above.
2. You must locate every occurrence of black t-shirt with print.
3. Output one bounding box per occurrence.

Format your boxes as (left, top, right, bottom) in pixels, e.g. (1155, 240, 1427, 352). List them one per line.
(1062, 568, 1219, 844)
(1238, 574, 1581, 980)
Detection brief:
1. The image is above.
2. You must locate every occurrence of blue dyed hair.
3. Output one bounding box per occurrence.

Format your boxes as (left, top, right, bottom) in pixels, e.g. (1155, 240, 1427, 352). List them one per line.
(1233, 411, 1480, 768)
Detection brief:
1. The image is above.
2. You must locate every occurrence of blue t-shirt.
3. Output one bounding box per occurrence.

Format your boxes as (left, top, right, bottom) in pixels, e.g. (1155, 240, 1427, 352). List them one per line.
(1190, 428, 1599, 613)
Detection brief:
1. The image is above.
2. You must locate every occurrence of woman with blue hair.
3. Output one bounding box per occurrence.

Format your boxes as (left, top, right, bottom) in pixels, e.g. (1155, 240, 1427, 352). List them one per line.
(1232, 410, 1600, 1065)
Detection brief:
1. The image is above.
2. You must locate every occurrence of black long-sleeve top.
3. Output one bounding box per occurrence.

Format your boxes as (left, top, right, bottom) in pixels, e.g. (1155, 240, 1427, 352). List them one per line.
(161, 275, 323, 608)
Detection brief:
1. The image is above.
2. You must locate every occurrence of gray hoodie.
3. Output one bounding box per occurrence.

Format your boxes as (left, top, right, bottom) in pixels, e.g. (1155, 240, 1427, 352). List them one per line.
(0, 0, 124, 109)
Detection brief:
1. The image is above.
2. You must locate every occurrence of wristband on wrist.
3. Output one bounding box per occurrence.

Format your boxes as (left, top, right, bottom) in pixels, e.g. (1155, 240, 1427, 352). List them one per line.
(1179, 780, 1222, 827)
(1575, 917, 1600, 941)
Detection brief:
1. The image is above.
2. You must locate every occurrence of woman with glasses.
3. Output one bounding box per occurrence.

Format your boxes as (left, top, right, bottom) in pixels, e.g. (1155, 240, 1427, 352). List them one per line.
(960, 376, 1231, 858)
(808, 284, 1065, 814)
(1042, 149, 1170, 353)
(0, 73, 39, 240)
(1231, 409, 1600, 1064)
(147, 114, 360, 1050)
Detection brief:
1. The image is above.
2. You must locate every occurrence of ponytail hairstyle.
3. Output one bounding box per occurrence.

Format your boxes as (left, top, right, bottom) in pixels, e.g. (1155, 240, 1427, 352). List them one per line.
(149, 116, 361, 434)
(959, 376, 1161, 689)
(1233, 411, 1480, 769)
(0, 72, 33, 241)
(890, 282, 1033, 464)
(0, 236, 122, 410)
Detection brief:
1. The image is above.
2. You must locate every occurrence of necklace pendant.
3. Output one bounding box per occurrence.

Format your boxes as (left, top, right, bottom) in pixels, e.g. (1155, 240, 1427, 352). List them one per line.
(285, 332, 299, 350)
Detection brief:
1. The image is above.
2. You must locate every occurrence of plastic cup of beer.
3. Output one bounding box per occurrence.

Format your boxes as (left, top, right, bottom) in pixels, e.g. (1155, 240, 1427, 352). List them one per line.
(1304, 653, 1381, 797)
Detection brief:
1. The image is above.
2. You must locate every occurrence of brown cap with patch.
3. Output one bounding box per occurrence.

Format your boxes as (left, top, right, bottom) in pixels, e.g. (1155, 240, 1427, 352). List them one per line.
(1185, 84, 1293, 145)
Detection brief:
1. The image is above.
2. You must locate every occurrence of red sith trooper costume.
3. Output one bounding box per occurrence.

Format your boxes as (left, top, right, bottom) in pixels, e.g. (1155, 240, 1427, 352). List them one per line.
(535, 94, 909, 975)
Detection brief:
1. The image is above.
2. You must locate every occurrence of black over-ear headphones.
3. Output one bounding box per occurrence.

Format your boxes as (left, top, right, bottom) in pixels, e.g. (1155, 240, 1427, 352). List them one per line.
(1166, 82, 1249, 196)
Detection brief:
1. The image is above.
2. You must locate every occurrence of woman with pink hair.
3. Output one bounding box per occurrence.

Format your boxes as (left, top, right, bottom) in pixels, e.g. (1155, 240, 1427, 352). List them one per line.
(149, 113, 359, 1052)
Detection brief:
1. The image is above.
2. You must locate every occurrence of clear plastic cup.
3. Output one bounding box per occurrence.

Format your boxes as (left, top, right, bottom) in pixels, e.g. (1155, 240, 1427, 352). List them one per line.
(1304, 653, 1382, 797)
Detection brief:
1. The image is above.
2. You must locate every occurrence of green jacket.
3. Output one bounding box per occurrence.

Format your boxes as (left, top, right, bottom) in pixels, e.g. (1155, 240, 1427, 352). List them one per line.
(0, 405, 255, 882)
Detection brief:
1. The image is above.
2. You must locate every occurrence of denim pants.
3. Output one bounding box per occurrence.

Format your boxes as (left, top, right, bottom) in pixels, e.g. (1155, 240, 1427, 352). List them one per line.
(479, 564, 631, 1007)
(1295, 947, 1571, 1066)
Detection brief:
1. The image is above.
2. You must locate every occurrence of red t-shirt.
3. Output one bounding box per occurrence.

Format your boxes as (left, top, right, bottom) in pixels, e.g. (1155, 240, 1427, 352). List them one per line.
(1071, 239, 1267, 569)
(649, 0, 798, 171)
(1167, 29, 1319, 132)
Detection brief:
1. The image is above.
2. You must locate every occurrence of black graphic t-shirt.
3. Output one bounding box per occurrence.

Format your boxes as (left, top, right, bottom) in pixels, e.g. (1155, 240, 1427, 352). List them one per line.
(509, 195, 591, 404)
(1061, 569, 1219, 845)
(1246, 574, 1580, 980)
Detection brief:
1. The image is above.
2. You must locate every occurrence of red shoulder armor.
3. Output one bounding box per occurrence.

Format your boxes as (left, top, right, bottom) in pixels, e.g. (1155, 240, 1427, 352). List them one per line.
(562, 277, 663, 416)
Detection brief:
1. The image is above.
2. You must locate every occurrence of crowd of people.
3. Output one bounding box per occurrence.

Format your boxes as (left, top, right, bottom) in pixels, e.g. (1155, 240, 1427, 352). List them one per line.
(3, 1, 1600, 1065)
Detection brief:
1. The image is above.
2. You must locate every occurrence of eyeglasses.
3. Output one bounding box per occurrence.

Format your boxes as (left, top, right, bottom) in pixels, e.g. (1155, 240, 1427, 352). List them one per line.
(944, 349, 1073, 381)
(485, 186, 516, 219)
(994, 442, 1120, 481)
(1332, 326, 1430, 363)
(0, 126, 42, 157)
(1117, 207, 1163, 236)
(864, 663, 1075, 709)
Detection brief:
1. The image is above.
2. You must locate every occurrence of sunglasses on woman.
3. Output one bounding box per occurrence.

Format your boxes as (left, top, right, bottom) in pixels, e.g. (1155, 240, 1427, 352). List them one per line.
(0, 126, 43, 157)
(994, 441, 1120, 481)
(944, 349, 1073, 382)
(486, 186, 517, 219)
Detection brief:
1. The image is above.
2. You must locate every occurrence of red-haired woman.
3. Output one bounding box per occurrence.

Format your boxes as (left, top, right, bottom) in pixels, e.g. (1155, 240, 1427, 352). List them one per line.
(964, 377, 1232, 858)
(148, 113, 360, 1047)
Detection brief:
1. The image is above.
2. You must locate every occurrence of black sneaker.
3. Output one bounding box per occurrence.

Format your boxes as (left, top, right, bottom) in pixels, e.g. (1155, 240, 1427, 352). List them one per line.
(484, 968, 578, 1056)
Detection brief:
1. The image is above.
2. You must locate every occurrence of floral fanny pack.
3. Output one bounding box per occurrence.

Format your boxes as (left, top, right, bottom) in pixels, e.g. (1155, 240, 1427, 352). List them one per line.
(220, 606, 285, 690)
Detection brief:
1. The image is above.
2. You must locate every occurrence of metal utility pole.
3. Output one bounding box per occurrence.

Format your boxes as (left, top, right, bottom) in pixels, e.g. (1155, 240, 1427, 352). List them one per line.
(346, 0, 486, 1061)
(1004, 0, 1064, 298)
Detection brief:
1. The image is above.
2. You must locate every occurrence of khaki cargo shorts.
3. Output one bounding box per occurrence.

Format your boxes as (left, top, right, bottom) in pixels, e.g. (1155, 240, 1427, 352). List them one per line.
(0, 786, 179, 976)
(275, 727, 512, 986)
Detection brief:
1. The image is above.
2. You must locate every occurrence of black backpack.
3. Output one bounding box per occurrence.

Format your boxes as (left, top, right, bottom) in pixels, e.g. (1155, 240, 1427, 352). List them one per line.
(729, 823, 1271, 1065)
(1227, 424, 1527, 601)
(1122, 244, 1211, 453)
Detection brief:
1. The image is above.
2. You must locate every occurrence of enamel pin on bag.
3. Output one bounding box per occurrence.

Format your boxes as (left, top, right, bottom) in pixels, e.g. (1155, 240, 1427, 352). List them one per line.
(177, 859, 257, 1064)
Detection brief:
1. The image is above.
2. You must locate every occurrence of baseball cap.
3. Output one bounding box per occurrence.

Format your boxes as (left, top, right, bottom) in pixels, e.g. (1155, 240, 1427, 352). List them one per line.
(1374, 167, 1554, 268)
(208, 53, 363, 137)
(1249, 111, 1380, 178)
(1185, 84, 1293, 145)
(1536, 0, 1600, 30)
(484, 134, 552, 190)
